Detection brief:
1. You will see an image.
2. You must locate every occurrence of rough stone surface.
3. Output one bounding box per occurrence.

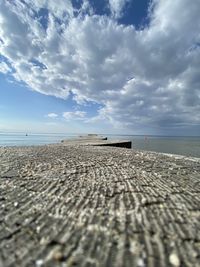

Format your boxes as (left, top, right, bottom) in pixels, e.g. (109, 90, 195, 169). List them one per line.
(61, 138, 132, 149)
(0, 144, 200, 267)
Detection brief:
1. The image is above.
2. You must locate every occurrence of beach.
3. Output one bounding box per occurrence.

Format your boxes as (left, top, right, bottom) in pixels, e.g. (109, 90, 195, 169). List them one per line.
(0, 143, 200, 267)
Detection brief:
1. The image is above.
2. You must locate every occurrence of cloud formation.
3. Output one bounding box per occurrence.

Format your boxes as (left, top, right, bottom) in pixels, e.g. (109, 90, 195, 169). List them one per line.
(63, 111, 87, 121)
(46, 113, 58, 118)
(109, 0, 129, 18)
(0, 61, 11, 74)
(0, 0, 200, 134)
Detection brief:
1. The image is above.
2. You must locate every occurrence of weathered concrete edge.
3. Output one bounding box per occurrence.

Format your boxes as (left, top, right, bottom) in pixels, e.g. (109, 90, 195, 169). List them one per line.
(90, 140, 132, 149)
(61, 139, 132, 149)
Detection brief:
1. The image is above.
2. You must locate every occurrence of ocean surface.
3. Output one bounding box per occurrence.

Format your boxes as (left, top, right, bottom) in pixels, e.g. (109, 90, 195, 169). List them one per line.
(0, 133, 200, 158)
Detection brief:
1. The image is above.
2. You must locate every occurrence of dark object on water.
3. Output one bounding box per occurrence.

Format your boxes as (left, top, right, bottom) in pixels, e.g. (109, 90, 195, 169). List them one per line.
(26, 133, 28, 136)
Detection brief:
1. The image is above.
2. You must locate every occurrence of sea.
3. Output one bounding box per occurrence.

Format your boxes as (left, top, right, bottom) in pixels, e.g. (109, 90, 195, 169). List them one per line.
(0, 133, 200, 158)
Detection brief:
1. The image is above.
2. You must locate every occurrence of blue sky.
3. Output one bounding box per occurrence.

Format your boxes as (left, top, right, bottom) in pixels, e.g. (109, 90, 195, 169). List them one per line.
(0, 72, 102, 133)
(0, 0, 200, 135)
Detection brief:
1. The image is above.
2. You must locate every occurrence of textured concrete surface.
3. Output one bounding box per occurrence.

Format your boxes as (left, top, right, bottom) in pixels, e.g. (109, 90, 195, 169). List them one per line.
(61, 136, 132, 149)
(0, 144, 200, 267)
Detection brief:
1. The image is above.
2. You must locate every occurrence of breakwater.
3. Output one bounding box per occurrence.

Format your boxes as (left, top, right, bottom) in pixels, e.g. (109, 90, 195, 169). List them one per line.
(61, 135, 132, 149)
(0, 143, 200, 267)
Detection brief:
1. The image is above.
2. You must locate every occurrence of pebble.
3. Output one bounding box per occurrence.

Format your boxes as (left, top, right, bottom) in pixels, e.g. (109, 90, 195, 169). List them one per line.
(169, 253, 180, 267)
(137, 258, 145, 267)
(52, 251, 64, 261)
(141, 197, 147, 205)
(35, 259, 44, 266)
(14, 202, 19, 207)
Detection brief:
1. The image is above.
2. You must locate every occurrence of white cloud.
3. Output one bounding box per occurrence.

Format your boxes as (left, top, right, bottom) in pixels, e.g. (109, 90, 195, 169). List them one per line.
(109, 0, 130, 18)
(46, 113, 58, 118)
(0, 61, 11, 74)
(63, 111, 87, 121)
(0, 0, 200, 134)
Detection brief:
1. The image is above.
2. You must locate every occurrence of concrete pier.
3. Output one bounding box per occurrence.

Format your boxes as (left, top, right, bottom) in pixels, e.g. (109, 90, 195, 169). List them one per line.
(61, 135, 132, 149)
(0, 144, 200, 267)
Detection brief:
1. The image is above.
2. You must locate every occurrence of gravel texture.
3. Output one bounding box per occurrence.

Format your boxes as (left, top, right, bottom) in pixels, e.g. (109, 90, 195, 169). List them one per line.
(0, 144, 200, 267)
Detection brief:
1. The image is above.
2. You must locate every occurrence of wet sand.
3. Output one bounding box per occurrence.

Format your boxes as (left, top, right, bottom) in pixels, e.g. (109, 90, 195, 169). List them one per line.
(0, 144, 200, 266)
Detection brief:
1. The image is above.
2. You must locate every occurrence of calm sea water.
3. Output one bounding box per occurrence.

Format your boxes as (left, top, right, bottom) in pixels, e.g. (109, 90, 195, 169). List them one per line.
(110, 135, 200, 158)
(0, 133, 78, 146)
(0, 133, 200, 158)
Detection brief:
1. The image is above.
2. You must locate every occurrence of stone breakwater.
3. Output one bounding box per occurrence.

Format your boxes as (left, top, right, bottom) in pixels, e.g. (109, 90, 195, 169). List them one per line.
(0, 144, 200, 267)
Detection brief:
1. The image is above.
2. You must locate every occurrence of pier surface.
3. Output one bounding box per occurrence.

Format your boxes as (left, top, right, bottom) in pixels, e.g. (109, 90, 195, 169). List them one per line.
(0, 144, 200, 267)
(61, 136, 132, 149)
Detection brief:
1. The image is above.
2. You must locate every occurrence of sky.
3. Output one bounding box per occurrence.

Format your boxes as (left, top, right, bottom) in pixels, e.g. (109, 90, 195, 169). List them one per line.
(0, 0, 200, 135)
